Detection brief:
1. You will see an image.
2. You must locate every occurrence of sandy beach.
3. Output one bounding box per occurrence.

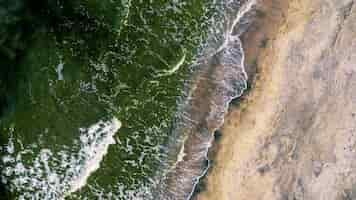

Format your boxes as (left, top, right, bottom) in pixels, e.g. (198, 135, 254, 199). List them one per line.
(196, 0, 356, 199)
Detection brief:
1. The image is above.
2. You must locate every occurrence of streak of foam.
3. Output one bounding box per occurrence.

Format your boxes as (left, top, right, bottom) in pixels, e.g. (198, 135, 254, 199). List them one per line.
(56, 59, 65, 81)
(149, 0, 258, 199)
(1, 117, 121, 200)
(156, 52, 187, 77)
(218, 0, 257, 53)
(176, 136, 188, 163)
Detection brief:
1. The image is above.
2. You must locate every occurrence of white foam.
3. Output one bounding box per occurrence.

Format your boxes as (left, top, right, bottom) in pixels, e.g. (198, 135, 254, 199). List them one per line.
(56, 60, 64, 81)
(176, 136, 187, 163)
(217, 0, 257, 54)
(67, 118, 121, 195)
(1, 117, 121, 200)
(157, 53, 187, 77)
(150, 1, 256, 199)
(186, 1, 256, 199)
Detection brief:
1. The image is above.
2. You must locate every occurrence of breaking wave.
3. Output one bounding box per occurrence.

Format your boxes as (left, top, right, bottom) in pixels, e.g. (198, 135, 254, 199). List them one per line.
(1, 118, 121, 199)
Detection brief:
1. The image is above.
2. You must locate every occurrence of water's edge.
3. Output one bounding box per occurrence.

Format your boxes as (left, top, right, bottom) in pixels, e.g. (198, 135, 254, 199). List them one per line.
(152, 1, 258, 199)
(188, 2, 257, 199)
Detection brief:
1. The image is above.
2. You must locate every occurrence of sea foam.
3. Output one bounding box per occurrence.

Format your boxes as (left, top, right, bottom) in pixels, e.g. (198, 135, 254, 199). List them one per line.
(1, 117, 121, 200)
(150, 0, 257, 199)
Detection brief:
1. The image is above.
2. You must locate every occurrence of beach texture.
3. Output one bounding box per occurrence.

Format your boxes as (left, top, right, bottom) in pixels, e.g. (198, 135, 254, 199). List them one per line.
(197, 0, 356, 199)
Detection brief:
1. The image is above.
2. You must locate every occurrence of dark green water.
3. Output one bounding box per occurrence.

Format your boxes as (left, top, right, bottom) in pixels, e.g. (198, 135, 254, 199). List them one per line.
(0, 0, 234, 199)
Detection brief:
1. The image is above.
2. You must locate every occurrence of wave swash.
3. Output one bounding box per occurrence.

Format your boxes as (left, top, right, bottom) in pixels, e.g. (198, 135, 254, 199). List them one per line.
(151, 0, 257, 199)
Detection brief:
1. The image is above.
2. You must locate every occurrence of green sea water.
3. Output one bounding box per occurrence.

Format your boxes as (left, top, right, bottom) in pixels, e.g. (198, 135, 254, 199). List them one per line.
(0, 0, 230, 199)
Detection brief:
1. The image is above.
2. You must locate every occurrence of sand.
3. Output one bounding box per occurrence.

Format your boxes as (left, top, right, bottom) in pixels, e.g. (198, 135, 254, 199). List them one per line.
(196, 0, 356, 199)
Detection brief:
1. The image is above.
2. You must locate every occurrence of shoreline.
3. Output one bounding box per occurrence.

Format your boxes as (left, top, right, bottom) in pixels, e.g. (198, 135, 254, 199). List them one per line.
(152, 1, 255, 199)
(195, 0, 294, 199)
(194, 0, 290, 198)
(197, 0, 356, 199)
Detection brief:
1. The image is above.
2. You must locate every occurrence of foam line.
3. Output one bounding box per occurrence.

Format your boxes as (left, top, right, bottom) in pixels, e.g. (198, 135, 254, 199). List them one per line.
(56, 60, 64, 81)
(67, 118, 121, 195)
(148, 0, 257, 199)
(1, 117, 121, 200)
(187, 2, 257, 198)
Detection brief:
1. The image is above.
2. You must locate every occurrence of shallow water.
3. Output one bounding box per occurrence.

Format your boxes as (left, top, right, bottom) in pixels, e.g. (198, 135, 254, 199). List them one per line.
(0, 0, 255, 199)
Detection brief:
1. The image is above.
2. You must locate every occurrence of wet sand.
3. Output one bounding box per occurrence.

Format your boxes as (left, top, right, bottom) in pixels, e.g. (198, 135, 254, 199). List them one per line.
(197, 0, 356, 199)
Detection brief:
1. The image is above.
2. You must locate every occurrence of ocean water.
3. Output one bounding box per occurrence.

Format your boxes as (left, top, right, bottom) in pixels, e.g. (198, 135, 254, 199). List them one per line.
(0, 0, 255, 199)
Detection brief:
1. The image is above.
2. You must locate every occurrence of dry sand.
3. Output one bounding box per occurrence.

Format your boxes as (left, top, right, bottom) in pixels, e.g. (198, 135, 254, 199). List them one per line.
(196, 0, 356, 199)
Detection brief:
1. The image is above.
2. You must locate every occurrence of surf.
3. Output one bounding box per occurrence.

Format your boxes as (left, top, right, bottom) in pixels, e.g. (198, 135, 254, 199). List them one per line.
(150, 0, 257, 199)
